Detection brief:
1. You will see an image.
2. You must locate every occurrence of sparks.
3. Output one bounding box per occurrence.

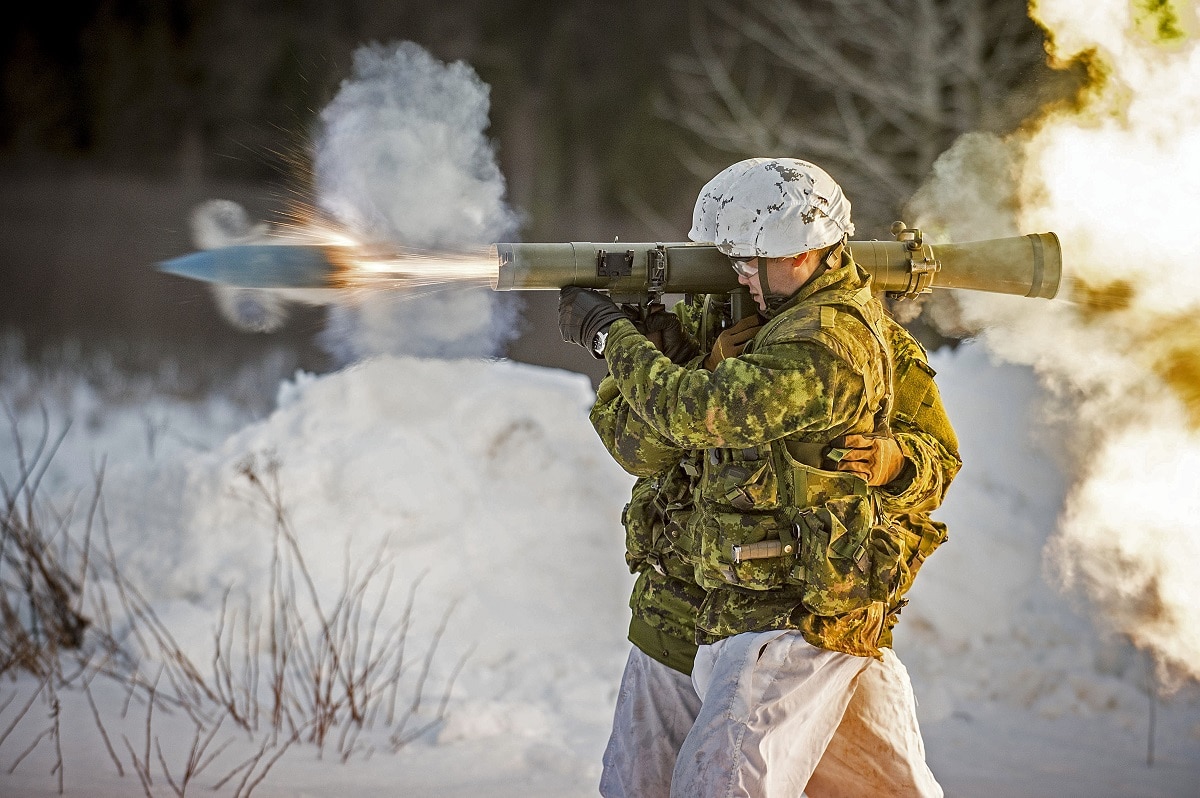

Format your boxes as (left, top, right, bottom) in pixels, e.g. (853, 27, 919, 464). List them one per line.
(262, 209, 499, 291)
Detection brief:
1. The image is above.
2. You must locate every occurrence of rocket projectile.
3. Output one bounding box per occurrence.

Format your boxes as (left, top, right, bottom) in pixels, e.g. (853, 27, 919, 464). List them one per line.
(156, 244, 340, 289)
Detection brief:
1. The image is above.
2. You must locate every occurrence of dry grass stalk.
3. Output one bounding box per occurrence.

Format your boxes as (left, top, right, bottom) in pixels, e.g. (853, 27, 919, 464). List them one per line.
(0, 414, 467, 794)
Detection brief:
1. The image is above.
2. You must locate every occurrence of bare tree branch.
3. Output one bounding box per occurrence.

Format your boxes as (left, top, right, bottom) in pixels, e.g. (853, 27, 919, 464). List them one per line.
(666, 0, 1050, 230)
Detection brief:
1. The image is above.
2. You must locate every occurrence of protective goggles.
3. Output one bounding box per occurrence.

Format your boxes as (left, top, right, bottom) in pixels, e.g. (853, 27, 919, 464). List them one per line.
(728, 256, 758, 278)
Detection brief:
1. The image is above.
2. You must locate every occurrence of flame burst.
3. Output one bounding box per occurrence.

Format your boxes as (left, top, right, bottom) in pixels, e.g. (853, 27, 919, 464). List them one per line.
(330, 245, 498, 292)
(273, 211, 499, 293)
(916, 0, 1200, 683)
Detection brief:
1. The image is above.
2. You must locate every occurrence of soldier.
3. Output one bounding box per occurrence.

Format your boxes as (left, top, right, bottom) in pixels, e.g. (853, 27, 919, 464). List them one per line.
(559, 158, 959, 797)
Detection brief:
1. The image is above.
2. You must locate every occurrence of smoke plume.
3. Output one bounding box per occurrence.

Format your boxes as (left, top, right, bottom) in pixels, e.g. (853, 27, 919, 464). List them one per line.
(313, 41, 521, 362)
(908, 0, 1200, 684)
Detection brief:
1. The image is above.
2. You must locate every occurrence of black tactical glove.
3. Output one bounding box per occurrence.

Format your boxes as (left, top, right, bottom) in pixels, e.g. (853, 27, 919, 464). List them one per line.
(558, 287, 629, 357)
(642, 306, 700, 365)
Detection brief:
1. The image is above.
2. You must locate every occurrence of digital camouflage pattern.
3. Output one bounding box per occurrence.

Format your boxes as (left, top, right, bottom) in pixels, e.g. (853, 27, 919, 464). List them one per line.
(876, 314, 962, 624)
(604, 248, 889, 442)
(592, 252, 961, 664)
(604, 253, 892, 655)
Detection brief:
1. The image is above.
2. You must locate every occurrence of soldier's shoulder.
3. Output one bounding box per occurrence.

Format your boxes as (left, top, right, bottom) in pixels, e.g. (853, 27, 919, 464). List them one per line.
(761, 300, 878, 367)
(882, 314, 930, 367)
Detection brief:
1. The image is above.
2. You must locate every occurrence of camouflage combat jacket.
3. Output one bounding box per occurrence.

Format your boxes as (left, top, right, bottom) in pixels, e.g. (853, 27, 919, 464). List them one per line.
(593, 309, 961, 672)
(601, 254, 933, 657)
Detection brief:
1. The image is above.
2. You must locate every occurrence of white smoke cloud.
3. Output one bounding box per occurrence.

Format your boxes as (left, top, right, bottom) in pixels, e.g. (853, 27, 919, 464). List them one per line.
(312, 41, 521, 362)
(909, 0, 1200, 684)
(315, 42, 517, 249)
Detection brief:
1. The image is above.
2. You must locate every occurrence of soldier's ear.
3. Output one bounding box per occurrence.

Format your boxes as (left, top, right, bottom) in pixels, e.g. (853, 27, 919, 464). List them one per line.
(790, 251, 817, 271)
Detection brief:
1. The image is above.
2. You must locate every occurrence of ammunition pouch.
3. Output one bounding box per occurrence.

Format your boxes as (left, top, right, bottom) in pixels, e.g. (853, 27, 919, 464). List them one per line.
(794, 497, 874, 614)
(699, 445, 779, 509)
(621, 483, 662, 574)
(691, 440, 917, 627)
(622, 463, 698, 574)
(889, 513, 947, 599)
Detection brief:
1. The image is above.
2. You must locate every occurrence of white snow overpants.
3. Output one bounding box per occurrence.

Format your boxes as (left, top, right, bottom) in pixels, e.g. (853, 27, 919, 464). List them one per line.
(805, 648, 943, 798)
(600, 633, 942, 798)
(600, 646, 702, 798)
(671, 630, 869, 798)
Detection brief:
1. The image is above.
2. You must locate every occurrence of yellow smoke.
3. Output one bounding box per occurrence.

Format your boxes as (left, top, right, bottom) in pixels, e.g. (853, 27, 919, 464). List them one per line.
(1021, 0, 1200, 436)
(916, 0, 1200, 683)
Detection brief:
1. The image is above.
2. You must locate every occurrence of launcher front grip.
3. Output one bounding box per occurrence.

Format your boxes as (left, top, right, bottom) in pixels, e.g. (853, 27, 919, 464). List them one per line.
(493, 233, 1062, 303)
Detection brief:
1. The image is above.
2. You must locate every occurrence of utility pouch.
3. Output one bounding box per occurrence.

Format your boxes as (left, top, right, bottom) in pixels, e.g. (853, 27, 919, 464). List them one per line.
(661, 511, 698, 559)
(863, 509, 928, 608)
(795, 496, 876, 615)
(621, 487, 663, 574)
(623, 471, 699, 573)
(691, 511, 797, 591)
(700, 446, 780, 511)
(888, 513, 945, 598)
(867, 521, 905, 604)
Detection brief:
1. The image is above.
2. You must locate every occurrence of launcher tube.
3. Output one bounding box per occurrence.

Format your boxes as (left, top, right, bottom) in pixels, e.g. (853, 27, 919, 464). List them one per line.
(494, 234, 1061, 300)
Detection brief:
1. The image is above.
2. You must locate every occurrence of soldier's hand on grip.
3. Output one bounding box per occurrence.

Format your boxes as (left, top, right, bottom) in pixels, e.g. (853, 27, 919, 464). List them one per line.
(836, 434, 906, 486)
(558, 287, 628, 354)
(704, 315, 763, 370)
(643, 306, 700, 365)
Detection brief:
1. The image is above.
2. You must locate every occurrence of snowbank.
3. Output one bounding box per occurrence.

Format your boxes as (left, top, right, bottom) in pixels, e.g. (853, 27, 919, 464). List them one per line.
(1, 341, 1198, 797)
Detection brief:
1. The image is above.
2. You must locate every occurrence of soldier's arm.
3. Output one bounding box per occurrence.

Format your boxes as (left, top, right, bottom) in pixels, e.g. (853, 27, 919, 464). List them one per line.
(603, 318, 867, 450)
(878, 428, 957, 514)
(590, 374, 685, 477)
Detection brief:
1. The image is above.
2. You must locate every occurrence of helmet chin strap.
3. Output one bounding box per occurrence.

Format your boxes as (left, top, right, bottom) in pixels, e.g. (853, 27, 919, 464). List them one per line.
(759, 256, 793, 318)
(760, 244, 844, 316)
(758, 256, 773, 299)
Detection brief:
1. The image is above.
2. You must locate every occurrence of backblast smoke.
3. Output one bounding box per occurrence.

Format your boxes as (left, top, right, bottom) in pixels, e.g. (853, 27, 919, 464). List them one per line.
(191, 42, 520, 360)
(908, 0, 1200, 685)
(312, 41, 520, 363)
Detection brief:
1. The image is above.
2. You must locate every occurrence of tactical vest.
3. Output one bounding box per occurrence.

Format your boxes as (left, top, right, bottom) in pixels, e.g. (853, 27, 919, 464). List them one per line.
(877, 336, 952, 640)
(682, 283, 915, 631)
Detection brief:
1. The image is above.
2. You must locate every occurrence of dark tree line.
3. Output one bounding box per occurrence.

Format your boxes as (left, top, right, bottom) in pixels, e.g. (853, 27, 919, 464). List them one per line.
(0, 0, 698, 240)
(3, 1, 1064, 242)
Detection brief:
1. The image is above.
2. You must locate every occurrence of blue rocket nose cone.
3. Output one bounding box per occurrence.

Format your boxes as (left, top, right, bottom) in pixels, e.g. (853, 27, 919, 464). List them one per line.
(156, 244, 337, 288)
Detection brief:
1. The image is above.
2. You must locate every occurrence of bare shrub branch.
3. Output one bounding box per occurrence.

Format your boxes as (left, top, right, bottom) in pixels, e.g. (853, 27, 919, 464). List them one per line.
(665, 0, 1052, 231)
(0, 417, 466, 795)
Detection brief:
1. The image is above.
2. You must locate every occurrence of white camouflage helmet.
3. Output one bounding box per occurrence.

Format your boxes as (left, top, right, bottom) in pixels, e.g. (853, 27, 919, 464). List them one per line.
(689, 158, 770, 242)
(705, 158, 854, 258)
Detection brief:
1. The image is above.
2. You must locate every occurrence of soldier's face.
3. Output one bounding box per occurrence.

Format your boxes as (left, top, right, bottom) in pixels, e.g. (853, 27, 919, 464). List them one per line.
(737, 253, 821, 311)
(735, 258, 767, 311)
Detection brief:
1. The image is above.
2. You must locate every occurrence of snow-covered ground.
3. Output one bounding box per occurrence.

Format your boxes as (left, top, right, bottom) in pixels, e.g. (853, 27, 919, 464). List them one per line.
(1, 334, 1198, 797)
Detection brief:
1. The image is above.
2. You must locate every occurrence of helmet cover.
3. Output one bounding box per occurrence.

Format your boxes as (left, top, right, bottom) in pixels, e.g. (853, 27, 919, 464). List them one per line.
(689, 158, 770, 243)
(703, 158, 854, 257)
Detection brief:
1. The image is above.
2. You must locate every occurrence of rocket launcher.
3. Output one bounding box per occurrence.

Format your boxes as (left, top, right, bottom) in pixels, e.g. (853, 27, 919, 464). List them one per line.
(494, 223, 1060, 311)
(157, 223, 1061, 325)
